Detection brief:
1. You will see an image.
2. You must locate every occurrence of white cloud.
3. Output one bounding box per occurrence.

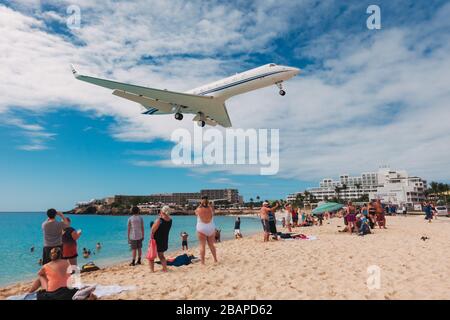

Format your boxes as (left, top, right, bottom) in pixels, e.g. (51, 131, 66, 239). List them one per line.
(1, 1, 449, 181)
(0, 115, 56, 151)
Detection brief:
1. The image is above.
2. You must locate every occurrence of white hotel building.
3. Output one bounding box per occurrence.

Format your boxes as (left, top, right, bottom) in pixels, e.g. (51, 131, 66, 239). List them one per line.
(287, 167, 427, 205)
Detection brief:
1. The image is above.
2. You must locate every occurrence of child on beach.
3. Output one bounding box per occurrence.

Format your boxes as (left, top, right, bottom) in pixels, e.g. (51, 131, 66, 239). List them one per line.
(180, 232, 189, 250)
(215, 229, 221, 243)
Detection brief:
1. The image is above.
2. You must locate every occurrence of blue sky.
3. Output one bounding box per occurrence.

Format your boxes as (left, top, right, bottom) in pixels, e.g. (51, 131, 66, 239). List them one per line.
(1, 1, 449, 211)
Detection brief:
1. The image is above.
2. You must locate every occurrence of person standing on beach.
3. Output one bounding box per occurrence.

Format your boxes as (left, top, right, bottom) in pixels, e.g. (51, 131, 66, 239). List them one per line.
(375, 199, 387, 229)
(150, 206, 172, 272)
(62, 217, 81, 266)
(423, 202, 435, 223)
(346, 201, 356, 233)
(292, 207, 299, 227)
(195, 196, 218, 265)
(367, 201, 376, 228)
(42, 209, 69, 265)
(234, 217, 242, 239)
(180, 232, 189, 250)
(259, 201, 279, 242)
(127, 206, 144, 266)
(267, 203, 279, 239)
(284, 204, 292, 232)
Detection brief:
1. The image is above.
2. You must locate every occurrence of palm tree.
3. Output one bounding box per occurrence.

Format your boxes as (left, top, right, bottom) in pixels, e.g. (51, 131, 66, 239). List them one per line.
(355, 183, 362, 199)
(430, 181, 439, 198)
(248, 198, 254, 210)
(256, 195, 260, 205)
(334, 186, 342, 201)
(294, 193, 304, 208)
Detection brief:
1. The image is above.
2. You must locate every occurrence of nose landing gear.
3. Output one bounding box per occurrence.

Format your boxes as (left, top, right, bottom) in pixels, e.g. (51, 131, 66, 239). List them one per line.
(197, 120, 206, 127)
(174, 112, 183, 120)
(276, 82, 286, 96)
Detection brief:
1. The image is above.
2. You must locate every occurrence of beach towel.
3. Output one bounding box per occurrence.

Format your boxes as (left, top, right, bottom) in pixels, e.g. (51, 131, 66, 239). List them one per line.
(6, 284, 135, 300)
(91, 284, 135, 298)
(7, 292, 37, 300)
(155, 254, 197, 267)
(281, 234, 317, 241)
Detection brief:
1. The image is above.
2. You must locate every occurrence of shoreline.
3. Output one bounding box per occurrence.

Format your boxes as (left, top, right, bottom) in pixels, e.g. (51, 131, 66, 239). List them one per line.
(0, 223, 263, 291)
(2, 215, 450, 300)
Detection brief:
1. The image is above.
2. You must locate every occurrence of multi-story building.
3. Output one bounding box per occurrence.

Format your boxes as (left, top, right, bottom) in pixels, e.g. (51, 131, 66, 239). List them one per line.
(146, 192, 201, 205)
(287, 168, 427, 205)
(368, 168, 427, 204)
(84, 189, 243, 208)
(200, 189, 241, 204)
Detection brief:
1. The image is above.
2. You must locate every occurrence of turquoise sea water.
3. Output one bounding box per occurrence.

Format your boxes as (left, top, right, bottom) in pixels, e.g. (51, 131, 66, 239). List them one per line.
(0, 212, 262, 286)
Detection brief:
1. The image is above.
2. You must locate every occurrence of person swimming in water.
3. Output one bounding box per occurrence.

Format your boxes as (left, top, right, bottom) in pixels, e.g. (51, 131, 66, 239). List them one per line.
(195, 196, 218, 265)
(96, 242, 102, 250)
(82, 248, 90, 259)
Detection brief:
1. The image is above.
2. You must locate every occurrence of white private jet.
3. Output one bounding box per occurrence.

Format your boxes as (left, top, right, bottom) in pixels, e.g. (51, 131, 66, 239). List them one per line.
(71, 63, 300, 127)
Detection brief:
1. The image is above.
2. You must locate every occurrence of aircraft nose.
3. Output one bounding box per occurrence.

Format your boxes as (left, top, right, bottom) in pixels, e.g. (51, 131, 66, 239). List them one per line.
(292, 67, 301, 75)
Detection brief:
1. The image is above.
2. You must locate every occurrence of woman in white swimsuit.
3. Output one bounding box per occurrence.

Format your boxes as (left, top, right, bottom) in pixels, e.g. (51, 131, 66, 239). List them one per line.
(195, 196, 218, 265)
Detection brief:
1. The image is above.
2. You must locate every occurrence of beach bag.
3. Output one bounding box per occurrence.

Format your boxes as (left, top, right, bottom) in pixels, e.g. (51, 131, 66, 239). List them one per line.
(146, 239, 157, 261)
(80, 262, 100, 273)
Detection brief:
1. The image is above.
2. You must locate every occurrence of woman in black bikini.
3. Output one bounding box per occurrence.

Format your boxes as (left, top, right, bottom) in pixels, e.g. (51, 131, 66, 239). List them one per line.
(151, 206, 172, 272)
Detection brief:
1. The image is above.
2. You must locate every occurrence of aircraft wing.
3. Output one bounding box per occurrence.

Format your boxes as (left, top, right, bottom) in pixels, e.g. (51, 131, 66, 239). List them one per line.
(112, 90, 172, 114)
(71, 65, 232, 127)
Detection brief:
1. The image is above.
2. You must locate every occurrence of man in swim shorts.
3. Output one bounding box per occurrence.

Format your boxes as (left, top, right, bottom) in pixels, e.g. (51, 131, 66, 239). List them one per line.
(260, 201, 279, 242)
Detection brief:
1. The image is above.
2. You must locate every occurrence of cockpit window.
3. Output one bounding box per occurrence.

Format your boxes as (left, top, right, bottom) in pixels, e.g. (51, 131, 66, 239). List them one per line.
(269, 63, 276, 67)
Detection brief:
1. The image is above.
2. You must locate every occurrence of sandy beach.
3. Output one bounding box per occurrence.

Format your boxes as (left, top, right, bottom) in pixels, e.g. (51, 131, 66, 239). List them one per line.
(1, 215, 449, 300)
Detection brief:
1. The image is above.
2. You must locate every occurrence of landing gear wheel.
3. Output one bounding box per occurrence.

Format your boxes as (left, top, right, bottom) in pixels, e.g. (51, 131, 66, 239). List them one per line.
(197, 120, 206, 127)
(174, 112, 183, 120)
(276, 82, 286, 96)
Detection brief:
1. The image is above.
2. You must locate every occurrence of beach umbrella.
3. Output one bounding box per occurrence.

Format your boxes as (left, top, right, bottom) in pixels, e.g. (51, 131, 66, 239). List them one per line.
(312, 202, 344, 215)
